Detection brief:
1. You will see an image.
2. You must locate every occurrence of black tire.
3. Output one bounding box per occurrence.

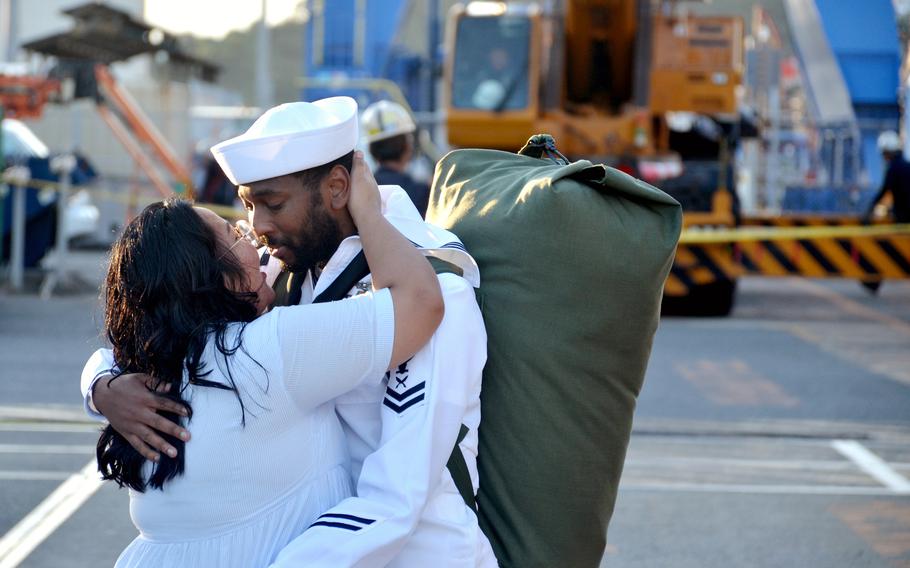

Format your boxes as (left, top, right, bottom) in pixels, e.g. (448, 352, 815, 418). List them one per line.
(662, 278, 737, 317)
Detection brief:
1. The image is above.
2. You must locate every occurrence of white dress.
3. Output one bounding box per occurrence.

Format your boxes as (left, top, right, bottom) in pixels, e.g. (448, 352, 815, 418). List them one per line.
(103, 289, 394, 568)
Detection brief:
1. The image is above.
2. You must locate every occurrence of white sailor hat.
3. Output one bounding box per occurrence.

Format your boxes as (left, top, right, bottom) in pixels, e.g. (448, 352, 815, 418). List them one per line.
(211, 97, 359, 186)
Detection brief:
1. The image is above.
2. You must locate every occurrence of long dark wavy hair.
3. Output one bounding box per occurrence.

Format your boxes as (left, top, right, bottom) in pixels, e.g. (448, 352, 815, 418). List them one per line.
(97, 198, 261, 492)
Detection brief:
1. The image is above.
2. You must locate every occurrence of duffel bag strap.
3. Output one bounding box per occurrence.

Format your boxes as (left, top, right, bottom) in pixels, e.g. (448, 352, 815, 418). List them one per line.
(311, 253, 463, 305)
(313, 251, 370, 304)
(446, 424, 478, 514)
(272, 270, 306, 307)
(426, 256, 464, 278)
(428, 258, 479, 515)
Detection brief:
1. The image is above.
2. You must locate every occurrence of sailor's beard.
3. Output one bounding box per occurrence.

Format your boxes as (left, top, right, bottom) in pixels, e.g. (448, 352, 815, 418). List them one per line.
(277, 199, 344, 276)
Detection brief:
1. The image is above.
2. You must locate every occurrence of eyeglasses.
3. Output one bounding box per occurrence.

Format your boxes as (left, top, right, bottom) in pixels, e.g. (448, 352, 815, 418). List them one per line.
(218, 219, 260, 261)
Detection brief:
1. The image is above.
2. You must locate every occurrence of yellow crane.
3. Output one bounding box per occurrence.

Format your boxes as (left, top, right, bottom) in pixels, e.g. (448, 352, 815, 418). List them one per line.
(443, 0, 909, 315)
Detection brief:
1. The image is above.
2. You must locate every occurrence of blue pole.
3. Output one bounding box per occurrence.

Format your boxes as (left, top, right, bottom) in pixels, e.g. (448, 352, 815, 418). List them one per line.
(427, 0, 439, 113)
(0, 106, 6, 266)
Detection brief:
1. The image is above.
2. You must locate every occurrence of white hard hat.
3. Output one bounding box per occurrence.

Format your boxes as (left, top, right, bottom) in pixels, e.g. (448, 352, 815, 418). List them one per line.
(361, 100, 416, 143)
(471, 79, 506, 111)
(877, 130, 901, 153)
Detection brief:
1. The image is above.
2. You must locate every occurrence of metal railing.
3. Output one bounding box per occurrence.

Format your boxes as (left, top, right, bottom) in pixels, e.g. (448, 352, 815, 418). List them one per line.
(0, 170, 241, 297)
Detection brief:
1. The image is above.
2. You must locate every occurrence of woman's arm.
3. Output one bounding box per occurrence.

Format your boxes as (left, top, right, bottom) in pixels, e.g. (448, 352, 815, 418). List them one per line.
(347, 152, 444, 369)
(276, 154, 445, 410)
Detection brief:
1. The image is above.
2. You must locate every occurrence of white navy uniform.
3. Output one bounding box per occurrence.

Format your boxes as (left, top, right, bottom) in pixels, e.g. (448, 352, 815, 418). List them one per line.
(267, 186, 496, 567)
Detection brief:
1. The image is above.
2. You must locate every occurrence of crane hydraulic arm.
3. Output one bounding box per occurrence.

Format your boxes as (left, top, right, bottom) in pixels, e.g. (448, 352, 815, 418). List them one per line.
(94, 65, 193, 198)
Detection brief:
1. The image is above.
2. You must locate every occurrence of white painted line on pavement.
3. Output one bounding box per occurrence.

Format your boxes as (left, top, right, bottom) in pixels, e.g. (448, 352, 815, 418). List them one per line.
(625, 456, 855, 471)
(619, 481, 899, 496)
(0, 406, 93, 424)
(0, 470, 71, 481)
(0, 444, 94, 455)
(0, 423, 98, 433)
(0, 459, 103, 568)
(831, 439, 910, 494)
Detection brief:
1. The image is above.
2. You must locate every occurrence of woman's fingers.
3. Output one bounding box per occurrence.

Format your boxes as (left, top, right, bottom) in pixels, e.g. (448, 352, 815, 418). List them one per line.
(348, 152, 382, 226)
(354, 152, 379, 187)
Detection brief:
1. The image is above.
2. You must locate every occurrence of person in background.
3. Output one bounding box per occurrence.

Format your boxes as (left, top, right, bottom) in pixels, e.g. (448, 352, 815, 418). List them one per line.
(361, 100, 431, 217)
(865, 130, 910, 224)
(859, 130, 910, 294)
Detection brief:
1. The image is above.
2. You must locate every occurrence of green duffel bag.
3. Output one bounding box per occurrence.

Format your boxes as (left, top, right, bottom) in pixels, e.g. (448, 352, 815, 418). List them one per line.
(428, 136, 682, 568)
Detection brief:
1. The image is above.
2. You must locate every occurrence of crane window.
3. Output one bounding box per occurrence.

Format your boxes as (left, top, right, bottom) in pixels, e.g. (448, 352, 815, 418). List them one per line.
(451, 15, 531, 111)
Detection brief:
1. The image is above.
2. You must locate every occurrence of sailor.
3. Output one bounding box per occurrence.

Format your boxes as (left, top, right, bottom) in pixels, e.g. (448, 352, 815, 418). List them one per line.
(361, 100, 432, 218)
(81, 97, 497, 567)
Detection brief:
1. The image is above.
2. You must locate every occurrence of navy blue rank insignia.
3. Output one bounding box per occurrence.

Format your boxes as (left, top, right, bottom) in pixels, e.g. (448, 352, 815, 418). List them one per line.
(383, 360, 425, 414)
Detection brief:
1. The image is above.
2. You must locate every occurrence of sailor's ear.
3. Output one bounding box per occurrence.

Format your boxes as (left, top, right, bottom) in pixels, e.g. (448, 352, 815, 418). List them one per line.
(326, 164, 351, 210)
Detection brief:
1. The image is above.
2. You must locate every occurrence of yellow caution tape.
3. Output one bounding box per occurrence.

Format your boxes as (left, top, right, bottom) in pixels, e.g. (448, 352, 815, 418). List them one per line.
(7, 175, 908, 241)
(680, 223, 910, 244)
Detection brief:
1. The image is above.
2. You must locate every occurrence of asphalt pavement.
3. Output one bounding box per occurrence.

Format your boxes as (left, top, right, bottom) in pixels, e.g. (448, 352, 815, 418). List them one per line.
(1, 251, 909, 567)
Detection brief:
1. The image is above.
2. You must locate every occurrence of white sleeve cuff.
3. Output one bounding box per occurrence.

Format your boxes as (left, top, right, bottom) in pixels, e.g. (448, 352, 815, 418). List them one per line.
(84, 373, 108, 422)
(81, 349, 117, 422)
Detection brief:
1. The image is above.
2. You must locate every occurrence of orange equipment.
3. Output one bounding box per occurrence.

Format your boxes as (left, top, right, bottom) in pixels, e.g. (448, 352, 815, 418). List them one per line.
(444, 0, 749, 314)
(0, 75, 61, 119)
(93, 65, 193, 198)
(0, 68, 194, 199)
(443, 2, 909, 317)
(445, 0, 743, 163)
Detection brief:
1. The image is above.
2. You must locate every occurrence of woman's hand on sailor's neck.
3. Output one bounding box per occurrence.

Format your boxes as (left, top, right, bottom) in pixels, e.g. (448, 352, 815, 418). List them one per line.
(347, 151, 383, 229)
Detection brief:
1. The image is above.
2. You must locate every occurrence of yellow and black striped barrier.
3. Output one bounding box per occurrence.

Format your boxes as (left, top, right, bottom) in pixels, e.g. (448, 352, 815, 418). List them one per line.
(667, 219, 910, 296)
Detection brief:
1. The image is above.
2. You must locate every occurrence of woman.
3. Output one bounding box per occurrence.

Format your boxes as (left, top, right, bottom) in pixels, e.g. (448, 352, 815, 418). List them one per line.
(95, 156, 443, 567)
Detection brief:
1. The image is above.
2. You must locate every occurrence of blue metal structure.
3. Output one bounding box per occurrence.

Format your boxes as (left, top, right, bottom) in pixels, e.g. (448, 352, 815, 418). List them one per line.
(301, 0, 434, 111)
(782, 0, 902, 213)
(815, 0, 902, 191)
